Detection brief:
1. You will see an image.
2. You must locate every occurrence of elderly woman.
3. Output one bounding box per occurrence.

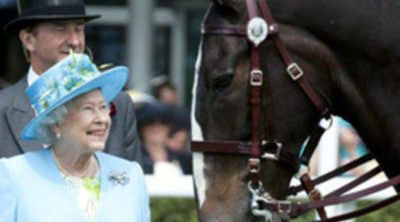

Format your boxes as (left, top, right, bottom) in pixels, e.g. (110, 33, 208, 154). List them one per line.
(0, 53, 150, 222)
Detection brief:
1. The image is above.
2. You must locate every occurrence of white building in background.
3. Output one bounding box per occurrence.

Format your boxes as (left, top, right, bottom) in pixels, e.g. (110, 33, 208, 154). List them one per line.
(85, 0, 208, 107)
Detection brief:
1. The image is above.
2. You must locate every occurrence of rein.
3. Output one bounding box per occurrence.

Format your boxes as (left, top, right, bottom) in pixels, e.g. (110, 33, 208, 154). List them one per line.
(191, 0, 400, 221)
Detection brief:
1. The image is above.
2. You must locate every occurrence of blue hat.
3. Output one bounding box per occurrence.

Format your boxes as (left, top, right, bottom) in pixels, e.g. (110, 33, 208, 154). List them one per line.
(22, 53, 128, 141)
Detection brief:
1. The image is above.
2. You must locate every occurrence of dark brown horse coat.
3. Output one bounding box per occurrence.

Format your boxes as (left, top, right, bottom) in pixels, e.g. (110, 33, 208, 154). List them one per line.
(192, 0, 400, 221)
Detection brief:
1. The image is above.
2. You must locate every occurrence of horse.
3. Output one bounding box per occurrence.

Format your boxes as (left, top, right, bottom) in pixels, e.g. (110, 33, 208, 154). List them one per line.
(191, 0, 400, 221)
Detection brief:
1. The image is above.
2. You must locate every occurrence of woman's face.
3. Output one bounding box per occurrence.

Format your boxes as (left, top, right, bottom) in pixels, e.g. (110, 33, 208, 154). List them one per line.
(57, 90, 111, 153)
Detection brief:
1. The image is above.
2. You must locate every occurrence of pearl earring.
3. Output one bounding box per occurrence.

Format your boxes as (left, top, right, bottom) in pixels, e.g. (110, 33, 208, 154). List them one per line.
(56, 132, 61, 139)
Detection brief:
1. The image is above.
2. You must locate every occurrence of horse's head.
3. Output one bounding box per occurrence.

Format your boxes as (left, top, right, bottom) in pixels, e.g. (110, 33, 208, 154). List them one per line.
(192, 0, 341, 221)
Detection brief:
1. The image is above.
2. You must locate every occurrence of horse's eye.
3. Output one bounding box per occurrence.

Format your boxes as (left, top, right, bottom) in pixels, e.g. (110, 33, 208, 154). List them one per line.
(211, 74, 234, 93)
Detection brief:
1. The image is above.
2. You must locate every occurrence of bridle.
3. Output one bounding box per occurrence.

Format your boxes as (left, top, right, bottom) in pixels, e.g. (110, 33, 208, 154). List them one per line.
(191, 0, 400, 221)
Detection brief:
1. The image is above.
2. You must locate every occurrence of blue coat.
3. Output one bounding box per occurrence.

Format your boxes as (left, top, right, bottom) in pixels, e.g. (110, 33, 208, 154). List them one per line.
(0, 149, 150, 222)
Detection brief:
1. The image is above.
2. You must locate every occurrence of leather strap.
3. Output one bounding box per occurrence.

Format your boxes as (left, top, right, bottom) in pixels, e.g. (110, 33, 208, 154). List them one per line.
(315, 194, 400, 222)
(191, 141, 300, 173)
(300, 174, 328, 219)
(254, 170, 400, 221)
(202, 24, 279, 36)
(290, 174, 400, 217)
(202, 0, 330, 116)
(192, 141, 255, 155)
(272, 32, 329, 116)
(300, 125, 326, 166)
(246, 0, 263, 184)
(195, 1, 400, 220)
(246, 0, 257, 19)
(256, 0, 330, 117)
(325, 166, 381, 198)
(202, 25, 247, 36)
(289, 154, 374, 195)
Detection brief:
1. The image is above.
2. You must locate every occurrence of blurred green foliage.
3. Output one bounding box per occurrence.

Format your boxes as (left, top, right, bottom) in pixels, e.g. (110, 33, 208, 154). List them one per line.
(150, 198, 400, 222)
(151, 197, 197, 222)
(356, 201, 400, 222)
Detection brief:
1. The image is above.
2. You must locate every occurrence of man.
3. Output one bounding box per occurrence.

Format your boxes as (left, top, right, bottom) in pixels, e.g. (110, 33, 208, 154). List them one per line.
(0, 0, 142, 164)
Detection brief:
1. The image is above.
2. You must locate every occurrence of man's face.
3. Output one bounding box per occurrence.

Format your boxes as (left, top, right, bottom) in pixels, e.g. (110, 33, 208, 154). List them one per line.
(20, 19, 86, 74)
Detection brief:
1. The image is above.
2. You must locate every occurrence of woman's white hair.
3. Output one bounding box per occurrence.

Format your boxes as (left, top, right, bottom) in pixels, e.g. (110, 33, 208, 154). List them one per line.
(34, 104, 69, 144)
(33, 89, 103, 144)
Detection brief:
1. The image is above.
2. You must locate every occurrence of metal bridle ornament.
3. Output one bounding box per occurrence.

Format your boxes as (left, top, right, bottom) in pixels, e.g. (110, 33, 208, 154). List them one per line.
(192, 0, 400, 221)
(247, 17, 269, 46)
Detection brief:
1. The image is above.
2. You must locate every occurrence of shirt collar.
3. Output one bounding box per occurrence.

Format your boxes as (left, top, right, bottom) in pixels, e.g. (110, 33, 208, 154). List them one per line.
(27, 66, 40, 86)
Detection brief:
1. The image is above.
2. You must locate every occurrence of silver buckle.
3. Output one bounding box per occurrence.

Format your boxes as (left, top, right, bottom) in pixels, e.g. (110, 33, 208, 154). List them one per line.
(286, 63, 304, 80)
(251, 196, 273, 220)
(277, 200, 292, 220)
(250, 69, 263, 86)
(319, 116, 333, 130)
(261, 142, 282, 161)
(277, 200, 291, 213)
(249, 158, 261, 173)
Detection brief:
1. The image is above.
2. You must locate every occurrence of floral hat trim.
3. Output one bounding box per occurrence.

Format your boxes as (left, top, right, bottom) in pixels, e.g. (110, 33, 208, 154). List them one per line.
(28, 53, 101, 115)
(22, 53, 128, 141)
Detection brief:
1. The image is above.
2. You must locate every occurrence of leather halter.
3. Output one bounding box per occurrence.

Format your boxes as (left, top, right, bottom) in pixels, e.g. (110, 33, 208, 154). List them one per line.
(192, 0, 330, 182)
(194, 0, 331, 166)
(191, 0, 400, 221)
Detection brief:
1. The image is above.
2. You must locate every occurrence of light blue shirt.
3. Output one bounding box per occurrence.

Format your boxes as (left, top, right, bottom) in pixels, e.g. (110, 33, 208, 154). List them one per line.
(0, 149, 150, 222)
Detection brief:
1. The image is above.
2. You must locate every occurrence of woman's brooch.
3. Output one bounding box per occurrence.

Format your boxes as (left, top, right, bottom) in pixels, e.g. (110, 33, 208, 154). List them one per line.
(108, 171, 130, 186)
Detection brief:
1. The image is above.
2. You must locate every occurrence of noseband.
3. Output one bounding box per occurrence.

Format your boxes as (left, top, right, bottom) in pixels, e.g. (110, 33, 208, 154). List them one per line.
(192, 0, 400, 221)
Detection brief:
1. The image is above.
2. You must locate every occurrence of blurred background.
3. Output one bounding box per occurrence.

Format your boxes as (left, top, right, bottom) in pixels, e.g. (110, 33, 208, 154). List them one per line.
(1, 0, 400, 221)
(0, 0, 207, 108)
(0, 1, 205, 221)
